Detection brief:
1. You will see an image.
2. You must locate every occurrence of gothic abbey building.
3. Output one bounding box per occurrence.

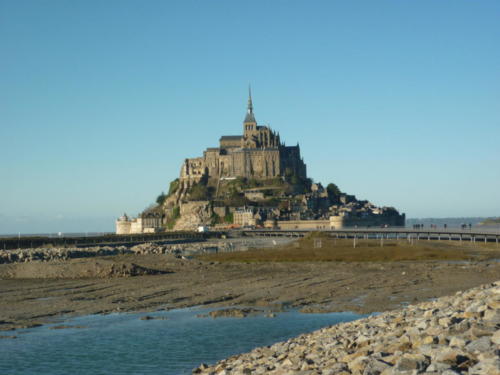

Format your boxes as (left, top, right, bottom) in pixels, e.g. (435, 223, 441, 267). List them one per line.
(178, 90, 307, 193)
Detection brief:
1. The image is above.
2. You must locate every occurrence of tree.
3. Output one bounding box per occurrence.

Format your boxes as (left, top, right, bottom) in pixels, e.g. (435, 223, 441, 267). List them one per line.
(188, 183, 211, 201)
(156, 192, 167, 205)
(168, 179, 179, 196)
(224, 212, 233, 223)
(326, 183, 341, 202)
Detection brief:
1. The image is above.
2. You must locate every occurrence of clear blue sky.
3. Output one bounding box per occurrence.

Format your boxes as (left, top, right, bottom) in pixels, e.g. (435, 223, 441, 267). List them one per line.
(1, 0, 499, 234)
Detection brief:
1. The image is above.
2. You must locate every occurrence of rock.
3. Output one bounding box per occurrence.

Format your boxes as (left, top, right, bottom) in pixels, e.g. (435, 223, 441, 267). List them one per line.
(49, 325, 86, 329)
(348, 355, 369, 373)
(448, 336, 466, 348)
(193, 282, 500, 375)
(208, 308, 263, 318)
(465, 326, 492, 339)
(362, 358, 392, 375)
(438, 317, 452, 327)
(468, 357, 500, 375)
(426, 362, 453, 373)
(422, 335, 437, 345)
(483, 309, 500, 324)
(192, 363, 209, 373)
(326, 362, 349, 374)
(394, 353, 429, 372)
(434, 348, 470, 366)
(465, 336, 492, 353)
(491, 330, 500, 345)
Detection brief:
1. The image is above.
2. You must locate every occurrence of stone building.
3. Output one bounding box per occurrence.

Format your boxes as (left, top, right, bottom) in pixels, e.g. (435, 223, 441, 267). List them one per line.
(115, 207, 164, 235)
(233, 208, 255, 227)
(176, 89, 307, 199)
(116, 214, 132, 234)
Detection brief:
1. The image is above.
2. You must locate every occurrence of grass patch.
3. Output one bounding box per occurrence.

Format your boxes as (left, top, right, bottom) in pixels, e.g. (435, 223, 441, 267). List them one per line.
(198, 233, 500, 263)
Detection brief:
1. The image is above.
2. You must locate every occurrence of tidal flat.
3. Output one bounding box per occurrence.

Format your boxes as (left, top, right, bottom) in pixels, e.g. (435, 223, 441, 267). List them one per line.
(1, 236, 499, 332)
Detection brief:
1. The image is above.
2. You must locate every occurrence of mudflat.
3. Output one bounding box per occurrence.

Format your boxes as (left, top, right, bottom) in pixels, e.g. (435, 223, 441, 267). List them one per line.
(1, 237, 499, 331)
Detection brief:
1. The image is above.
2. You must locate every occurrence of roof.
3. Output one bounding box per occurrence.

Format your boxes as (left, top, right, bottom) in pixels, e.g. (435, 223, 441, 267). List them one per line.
(142, 204, 163, 214)
(220, 136, 243, 141)
(244, 111, 256, 123)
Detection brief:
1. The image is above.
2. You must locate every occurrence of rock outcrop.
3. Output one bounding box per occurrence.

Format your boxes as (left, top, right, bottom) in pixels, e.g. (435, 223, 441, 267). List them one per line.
(174, 201, 212, 231)
(194, 281, 500, 375)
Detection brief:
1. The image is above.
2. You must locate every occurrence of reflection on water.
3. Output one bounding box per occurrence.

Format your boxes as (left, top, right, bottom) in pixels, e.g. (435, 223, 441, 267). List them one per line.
(0, 307, 366, 375)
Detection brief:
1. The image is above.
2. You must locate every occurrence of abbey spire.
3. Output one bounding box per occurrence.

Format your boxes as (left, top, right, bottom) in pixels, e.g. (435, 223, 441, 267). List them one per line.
(247, 85, 253, 113)
(244, 86, 257, 127)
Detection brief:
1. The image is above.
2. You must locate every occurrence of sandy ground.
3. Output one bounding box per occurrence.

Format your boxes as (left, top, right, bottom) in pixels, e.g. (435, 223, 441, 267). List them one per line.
(1, 241, 499, 332)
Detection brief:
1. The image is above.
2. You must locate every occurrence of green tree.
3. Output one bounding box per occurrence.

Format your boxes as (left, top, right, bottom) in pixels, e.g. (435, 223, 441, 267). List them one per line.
(224, 212, 234, 223)
(189, 183, 210, 201)
(326, 183, 341, 202)
(172, 206, 180, 219)
(168, 179, 179, 196)
(156, 192, 167, 205)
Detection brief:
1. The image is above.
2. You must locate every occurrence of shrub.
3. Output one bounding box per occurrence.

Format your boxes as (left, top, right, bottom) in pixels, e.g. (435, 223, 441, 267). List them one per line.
(168, 179, 180, 196)
(188, 182, 213, 201)
(166, 206, 181, 229)
(224, 212, 233, 223)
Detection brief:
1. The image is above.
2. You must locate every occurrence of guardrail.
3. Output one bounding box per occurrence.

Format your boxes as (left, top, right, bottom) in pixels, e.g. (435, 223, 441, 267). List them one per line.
(0, 231, 224, 250)
(242, 228, 500, 245)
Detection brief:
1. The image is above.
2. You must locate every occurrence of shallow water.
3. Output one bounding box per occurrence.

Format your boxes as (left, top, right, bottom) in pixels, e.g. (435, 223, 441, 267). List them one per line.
(0, 307, 366, 375)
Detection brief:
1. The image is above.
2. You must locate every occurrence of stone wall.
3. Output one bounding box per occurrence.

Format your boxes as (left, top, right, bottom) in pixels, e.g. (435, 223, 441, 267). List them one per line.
(116, 220, 131, 234)
(278, 220, 330, 230)
(281, 145, 307, 179)
(115, 217, 162, 235)
(330, 214, 405, 229)
(180, 139, 304, 182)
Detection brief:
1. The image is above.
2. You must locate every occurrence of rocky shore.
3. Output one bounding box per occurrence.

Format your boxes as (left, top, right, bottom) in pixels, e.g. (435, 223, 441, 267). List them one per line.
(194, 281, 500, 375)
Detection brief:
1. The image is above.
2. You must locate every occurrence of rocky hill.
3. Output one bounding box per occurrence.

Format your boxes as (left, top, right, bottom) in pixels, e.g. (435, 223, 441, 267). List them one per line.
(119, 92, 405, 233)
(152, 175, 405, 231)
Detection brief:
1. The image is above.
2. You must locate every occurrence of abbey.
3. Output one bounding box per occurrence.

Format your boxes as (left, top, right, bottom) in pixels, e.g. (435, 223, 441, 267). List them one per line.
(178, 89, 307, 194)
(116, 89, 405, 234)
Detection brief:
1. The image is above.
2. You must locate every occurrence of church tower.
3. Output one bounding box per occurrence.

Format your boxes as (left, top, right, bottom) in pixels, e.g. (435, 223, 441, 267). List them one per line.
(243, 86, 257, 135)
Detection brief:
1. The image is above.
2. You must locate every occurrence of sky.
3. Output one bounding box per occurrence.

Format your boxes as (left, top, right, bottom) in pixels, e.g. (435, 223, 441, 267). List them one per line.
(1, 0, 499, 234)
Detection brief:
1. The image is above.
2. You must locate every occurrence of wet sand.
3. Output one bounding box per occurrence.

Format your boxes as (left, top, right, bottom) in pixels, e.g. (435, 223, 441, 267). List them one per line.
(1, 250, 499, 331)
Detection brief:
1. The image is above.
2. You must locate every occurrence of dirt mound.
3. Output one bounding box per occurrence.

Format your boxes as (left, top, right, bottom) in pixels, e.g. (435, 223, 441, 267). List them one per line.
(0, 258, 169, 279)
